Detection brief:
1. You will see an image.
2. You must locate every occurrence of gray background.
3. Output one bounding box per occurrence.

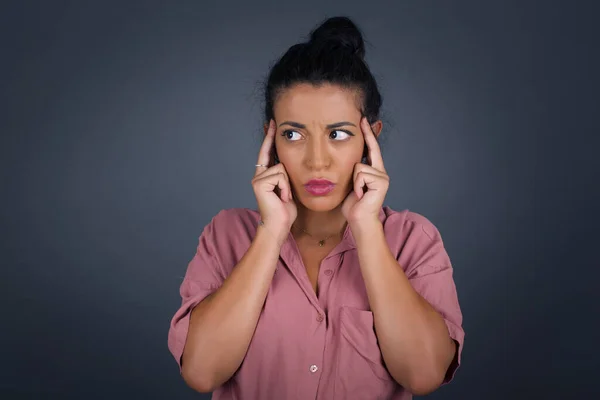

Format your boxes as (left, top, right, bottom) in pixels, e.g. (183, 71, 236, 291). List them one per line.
(1, 1, 598, 399)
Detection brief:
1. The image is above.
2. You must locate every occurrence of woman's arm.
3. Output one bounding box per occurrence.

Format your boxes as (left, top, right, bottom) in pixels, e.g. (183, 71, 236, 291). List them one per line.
(181, 227, 282, 392)
(352, 220, 457, 396)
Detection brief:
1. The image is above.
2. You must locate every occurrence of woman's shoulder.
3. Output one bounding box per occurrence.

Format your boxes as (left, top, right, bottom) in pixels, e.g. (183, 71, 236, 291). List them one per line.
(381, 206, 452, 275)
(210, 207, 260, 225)
(381, 205, 444, 242)
(196, 208, 261, 268)
(203, 207, 261, 238)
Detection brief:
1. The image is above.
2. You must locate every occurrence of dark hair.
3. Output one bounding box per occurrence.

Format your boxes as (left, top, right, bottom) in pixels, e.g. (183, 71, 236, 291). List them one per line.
(263, 16, 382, 126)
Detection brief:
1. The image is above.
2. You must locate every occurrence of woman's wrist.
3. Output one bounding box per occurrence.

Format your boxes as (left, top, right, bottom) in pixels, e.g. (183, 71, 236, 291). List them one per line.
(256, 220, 290, 249)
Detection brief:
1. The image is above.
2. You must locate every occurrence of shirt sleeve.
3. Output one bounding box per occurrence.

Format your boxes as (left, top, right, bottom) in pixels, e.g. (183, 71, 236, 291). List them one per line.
(400, 218, 465, 384)
(167, 214, 227, 373)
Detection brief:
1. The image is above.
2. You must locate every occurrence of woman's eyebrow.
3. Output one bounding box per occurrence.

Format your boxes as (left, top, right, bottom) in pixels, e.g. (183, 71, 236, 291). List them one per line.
(278, 121, 357, 129)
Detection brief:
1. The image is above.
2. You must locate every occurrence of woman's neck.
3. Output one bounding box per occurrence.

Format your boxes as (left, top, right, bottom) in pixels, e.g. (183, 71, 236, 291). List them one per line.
(291, 204, 348, 239)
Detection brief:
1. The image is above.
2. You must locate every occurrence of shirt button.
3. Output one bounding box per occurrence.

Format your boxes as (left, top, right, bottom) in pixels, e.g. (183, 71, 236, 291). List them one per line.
(324, 269, 333, 276)
(309, 364, 319, 373)
(316, 314, 324, 322)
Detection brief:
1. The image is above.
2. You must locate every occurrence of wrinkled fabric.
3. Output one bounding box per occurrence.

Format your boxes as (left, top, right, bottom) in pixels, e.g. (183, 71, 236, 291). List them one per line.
(168, 206, 464, 400)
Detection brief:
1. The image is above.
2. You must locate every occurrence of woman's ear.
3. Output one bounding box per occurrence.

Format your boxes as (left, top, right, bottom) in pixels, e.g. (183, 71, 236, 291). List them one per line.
(371, 120, 383, 139)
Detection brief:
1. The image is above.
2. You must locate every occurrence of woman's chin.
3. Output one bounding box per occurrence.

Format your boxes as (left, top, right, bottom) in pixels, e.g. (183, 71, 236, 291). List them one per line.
(297, 194, 344, 212)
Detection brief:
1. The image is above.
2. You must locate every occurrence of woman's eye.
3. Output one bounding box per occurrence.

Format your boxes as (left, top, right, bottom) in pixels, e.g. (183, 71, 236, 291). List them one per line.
(330, 130, 353, 140)
(282, 130, 302, 141)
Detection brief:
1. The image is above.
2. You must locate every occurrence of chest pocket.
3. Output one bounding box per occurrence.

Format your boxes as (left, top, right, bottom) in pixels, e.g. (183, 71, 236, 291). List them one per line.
(334, 306, 397, 400)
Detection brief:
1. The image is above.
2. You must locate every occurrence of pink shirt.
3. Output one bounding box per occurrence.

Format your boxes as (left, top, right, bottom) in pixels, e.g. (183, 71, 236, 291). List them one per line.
(168, 206, 464, 399)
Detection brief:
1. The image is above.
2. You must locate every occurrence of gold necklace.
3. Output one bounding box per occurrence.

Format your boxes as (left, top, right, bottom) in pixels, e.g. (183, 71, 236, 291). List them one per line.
(301, 228, 336, 247)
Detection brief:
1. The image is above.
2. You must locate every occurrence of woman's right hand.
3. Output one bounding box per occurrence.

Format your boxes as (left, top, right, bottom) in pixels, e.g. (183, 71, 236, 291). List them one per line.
(251, 120, 297, 243)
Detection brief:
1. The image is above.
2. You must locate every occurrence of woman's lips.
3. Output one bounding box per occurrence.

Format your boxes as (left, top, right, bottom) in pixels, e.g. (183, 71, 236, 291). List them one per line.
(304, 179, 335, 196)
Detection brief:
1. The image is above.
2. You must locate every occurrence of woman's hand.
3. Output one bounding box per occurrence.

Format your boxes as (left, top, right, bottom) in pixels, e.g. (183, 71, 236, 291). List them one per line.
(252, 120, 298, 243)
(341, 117, 390, 226)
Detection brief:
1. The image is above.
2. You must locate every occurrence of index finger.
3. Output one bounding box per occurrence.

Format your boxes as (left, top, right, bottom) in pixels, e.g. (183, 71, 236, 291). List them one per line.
(361, 117, 385, 172)
(255, 119, 276, 177)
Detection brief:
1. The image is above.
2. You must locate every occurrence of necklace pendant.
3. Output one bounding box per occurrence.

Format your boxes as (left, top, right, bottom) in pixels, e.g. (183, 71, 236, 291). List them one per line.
(319, 240, 325, 247)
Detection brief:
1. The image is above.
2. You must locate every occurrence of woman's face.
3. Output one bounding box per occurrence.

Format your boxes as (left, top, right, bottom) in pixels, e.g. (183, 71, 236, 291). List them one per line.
(267, 83, 382, 212)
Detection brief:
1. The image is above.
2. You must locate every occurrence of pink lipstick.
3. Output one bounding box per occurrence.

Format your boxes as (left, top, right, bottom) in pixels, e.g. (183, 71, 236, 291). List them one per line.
(304, 179, 335, 196)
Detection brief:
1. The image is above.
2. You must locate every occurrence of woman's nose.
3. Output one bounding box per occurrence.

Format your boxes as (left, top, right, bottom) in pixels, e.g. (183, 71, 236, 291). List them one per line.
(305, 140, 331, 170)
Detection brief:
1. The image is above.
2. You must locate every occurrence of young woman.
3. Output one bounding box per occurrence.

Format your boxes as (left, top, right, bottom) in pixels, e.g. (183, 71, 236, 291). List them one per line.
(168, 16, 464, 400)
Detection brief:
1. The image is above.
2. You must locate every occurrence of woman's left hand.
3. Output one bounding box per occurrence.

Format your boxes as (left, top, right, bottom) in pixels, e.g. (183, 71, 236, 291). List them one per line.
(341, 117, 390, 226)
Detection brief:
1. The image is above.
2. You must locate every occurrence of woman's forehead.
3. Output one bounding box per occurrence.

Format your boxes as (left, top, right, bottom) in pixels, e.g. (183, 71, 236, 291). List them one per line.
(274, 83, 362, 121)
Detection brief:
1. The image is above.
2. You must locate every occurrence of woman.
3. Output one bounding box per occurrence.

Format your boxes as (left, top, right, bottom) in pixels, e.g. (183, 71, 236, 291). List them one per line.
(168, 16, 464, 400)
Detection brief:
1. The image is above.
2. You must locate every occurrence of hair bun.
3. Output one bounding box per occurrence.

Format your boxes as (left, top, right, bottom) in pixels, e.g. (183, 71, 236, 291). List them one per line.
(308, 16, 365, 59)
